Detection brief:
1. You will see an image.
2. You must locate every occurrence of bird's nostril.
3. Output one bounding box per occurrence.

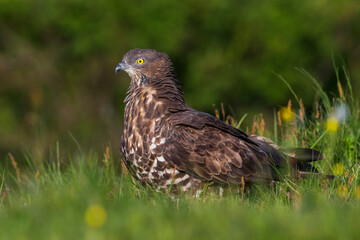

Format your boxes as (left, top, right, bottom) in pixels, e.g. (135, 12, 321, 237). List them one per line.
(115, 61, 127, 73)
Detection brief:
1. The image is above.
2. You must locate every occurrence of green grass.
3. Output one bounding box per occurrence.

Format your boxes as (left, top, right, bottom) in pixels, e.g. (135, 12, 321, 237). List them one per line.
(0, 67, 359, 239)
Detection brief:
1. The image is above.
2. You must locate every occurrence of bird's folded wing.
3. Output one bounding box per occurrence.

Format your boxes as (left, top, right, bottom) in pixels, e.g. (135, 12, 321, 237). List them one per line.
(160, 110, 276, 184)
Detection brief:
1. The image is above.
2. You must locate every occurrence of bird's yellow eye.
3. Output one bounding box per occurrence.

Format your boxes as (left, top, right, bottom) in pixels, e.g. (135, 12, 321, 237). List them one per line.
(137, 58, 144, 64)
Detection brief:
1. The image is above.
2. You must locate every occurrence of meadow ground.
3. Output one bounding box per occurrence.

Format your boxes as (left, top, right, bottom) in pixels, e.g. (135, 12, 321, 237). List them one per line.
(0, 69, 359, 239)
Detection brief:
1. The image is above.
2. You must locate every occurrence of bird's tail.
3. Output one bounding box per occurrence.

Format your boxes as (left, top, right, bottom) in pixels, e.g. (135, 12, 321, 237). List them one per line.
(249, 135, 334, 180)
(283, 148, 334, 179)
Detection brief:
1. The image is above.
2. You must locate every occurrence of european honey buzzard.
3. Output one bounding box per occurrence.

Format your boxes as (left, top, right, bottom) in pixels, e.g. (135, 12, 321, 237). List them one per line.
(115, 49, 325, 193)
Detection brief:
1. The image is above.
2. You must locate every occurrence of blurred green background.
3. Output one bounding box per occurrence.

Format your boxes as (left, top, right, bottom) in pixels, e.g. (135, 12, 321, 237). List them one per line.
(0, 0, 359, 161)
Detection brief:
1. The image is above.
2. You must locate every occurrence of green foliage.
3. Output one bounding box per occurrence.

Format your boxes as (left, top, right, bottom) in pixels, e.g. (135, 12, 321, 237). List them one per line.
(1, 0, 360, 158)
(0, 69, 360, 239)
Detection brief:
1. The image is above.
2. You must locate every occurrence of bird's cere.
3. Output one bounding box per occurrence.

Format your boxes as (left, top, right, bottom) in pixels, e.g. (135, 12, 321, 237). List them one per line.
(115, 61, 128, 73)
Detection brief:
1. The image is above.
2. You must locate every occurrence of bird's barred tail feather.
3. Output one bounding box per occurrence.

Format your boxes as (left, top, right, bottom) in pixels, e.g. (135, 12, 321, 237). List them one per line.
(284, 148, 324, 162)
(250, 135, 333, 179)
(284, 148, 334, 179)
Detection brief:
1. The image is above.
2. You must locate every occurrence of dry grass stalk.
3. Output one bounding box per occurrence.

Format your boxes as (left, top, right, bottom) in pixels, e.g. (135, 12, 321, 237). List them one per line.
(337, 81, 345, 101)
(299, 98, 305, 124)
(213, 103, 236, 125)
(225, 115, 236, 126)
(221, 103, 226, 120)
(292, 115, 298, 136)
(1, 192, 6, 202)
(287, 99, 292, 111)
(1, 188, 9, 202)
(8, 153, 20, 183)
(103, 146, 110, 167)
(297, 170, 302, 180)
(240, 176, 245, 195)
(171, 165, 177, 179)
(109, 186, 121, 197)
(347, 173, 354, 187)
(106, 147, 110, 161)
(259, 113, 265, 136)
(213, 104, 220, 119)
(251, 116, 258, 134)
(315, 102, 320, 120)
(35, 170, 40, 180)
(121, 161, 128, 176)
(251, 114, 265, 135)
(277, 110, 282, 126)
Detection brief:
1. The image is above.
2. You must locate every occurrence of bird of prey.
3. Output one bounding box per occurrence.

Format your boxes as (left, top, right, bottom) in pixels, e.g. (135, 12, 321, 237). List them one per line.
(115, 49, 326, 193)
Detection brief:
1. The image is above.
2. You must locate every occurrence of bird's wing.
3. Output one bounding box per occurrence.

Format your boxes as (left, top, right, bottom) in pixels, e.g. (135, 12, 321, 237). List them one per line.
(157, 110, 281, 184)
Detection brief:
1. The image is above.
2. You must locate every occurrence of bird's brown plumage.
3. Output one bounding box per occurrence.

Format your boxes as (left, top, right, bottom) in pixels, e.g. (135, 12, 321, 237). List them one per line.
(116, 48, 324, 192)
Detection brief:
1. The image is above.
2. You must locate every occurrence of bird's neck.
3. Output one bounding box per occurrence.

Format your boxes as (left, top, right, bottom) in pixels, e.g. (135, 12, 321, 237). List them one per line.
(123, 76, 188, 126)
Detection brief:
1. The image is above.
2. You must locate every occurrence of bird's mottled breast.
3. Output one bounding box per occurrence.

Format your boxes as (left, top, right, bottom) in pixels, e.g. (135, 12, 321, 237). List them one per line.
(121, 87, 192, 190)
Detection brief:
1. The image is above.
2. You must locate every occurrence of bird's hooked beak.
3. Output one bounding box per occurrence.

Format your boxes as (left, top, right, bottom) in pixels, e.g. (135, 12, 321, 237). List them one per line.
(115, 61, 130, 74)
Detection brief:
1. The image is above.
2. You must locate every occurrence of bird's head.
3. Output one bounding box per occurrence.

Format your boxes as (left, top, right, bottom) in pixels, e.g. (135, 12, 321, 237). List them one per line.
(115, 49, 174, 86)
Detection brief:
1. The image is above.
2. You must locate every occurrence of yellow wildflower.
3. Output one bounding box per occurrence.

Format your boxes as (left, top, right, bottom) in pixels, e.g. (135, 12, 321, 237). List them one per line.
(85, 204, 107, 228)
(325, 117, 339, 132)
(279, 107, 295, 123)
(337, 185, 348, 198)
(332, 163, 344, 176)
(355, 186, 360, 199)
